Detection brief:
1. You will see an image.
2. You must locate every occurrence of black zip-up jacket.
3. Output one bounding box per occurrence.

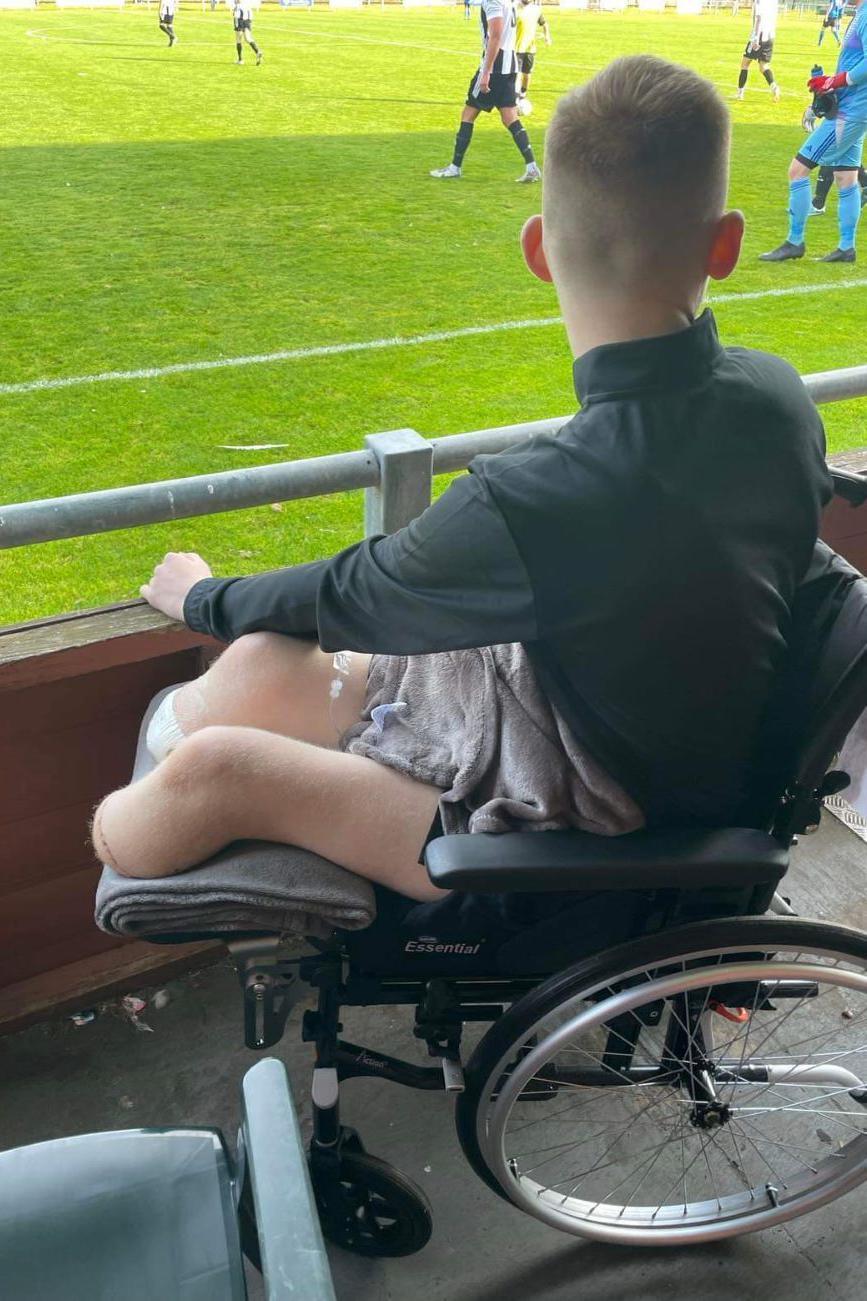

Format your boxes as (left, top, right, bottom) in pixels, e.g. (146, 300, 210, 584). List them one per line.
(184, 312, 832, 828)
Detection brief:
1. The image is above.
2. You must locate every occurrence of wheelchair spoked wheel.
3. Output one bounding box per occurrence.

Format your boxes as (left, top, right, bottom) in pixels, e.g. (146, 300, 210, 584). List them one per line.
(457, 916, 867, 1245)
(313, 1150, 433, 1257)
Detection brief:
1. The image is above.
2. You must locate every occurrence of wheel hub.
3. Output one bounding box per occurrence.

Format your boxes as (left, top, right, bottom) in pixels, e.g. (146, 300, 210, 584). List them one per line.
(689, 1099, 732, 1130)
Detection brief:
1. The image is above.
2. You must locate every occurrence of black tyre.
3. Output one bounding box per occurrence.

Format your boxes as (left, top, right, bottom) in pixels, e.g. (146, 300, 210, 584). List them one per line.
(456, 916, 867, 1242)
(313, 1149, 433, 1257)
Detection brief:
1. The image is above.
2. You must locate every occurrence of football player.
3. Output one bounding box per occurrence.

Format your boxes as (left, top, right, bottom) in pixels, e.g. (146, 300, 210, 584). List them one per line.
(819, 0, 845, 48)
(159, 0, 178, 48)
(234, 0, 263, 65)
(515, 0, 552, 111)
(760, 0, 867, 263)
(430, 0, 540, 183)
(735, 0, 780, 101)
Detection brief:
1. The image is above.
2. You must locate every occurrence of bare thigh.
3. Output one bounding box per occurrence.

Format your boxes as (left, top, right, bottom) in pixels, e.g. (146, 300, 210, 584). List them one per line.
(174, 632, 371, 750)
(94, 725, 446, 901)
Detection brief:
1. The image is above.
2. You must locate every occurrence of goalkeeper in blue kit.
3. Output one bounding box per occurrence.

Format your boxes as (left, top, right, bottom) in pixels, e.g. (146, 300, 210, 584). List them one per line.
(761, 0, 867, 263)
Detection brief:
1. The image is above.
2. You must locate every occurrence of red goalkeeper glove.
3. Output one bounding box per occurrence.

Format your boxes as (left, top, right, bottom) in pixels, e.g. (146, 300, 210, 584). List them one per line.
(808, 71, 849, 93)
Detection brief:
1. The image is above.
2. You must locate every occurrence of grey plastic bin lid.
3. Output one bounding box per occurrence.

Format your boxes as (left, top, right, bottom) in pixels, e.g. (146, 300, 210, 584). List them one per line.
(0, 1127, 246, 1301)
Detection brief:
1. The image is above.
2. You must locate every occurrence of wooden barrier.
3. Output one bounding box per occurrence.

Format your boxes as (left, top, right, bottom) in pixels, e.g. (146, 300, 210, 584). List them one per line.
(0, 449, 864, 1033)
(0, 606, 220, 1032)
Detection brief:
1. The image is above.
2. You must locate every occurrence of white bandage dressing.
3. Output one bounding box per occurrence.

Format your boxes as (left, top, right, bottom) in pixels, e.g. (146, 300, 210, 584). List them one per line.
(145, 688, 188, 762)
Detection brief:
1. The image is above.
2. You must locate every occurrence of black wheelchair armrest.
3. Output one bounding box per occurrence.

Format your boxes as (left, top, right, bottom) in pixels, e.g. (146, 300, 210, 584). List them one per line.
(424, 827, 788, 893)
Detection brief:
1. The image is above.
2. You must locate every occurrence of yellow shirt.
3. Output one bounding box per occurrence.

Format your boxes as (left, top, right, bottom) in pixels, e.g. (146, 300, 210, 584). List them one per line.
(515, 2, 546, 54)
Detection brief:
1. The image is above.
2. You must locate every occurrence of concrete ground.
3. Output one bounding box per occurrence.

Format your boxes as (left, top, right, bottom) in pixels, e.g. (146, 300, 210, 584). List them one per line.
(1, 815, 866, 1301)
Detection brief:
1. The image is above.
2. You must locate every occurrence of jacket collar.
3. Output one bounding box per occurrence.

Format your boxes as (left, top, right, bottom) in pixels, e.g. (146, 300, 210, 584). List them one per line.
(572, 309, 723, 405)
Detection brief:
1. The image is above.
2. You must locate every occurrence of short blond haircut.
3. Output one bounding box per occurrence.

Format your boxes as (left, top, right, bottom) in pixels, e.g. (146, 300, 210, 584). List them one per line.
(543, 56, 731, 292)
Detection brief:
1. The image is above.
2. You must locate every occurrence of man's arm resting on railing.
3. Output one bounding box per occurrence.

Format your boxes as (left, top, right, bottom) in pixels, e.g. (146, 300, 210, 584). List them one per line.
(182, 469, 538, 651)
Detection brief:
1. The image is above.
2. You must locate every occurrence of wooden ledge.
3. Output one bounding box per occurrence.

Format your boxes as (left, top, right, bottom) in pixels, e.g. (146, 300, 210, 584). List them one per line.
(0, 601, 217, 691)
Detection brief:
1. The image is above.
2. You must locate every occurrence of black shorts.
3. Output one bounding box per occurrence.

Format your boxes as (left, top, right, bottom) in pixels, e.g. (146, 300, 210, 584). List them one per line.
(744, 38, 774, 62)
(516, 51, 535, 74)
(466, 68, 518, 112)
(235, 17, 251, 30)
(159, 10, 174, 23)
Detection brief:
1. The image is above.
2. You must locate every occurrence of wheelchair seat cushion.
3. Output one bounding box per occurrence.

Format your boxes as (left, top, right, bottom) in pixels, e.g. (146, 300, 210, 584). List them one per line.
(94, 685, 376, 941)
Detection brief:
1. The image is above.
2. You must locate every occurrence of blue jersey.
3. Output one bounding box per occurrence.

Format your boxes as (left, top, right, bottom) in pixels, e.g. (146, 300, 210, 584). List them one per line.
(837, 4, 867, 118)
(828, 1, 844, 19)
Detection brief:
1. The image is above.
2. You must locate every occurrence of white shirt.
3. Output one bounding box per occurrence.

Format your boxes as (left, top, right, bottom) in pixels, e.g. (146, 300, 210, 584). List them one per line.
(480, 0, 518, 76)
(750, 0, 777, 44)
(234, 2, 253, 18)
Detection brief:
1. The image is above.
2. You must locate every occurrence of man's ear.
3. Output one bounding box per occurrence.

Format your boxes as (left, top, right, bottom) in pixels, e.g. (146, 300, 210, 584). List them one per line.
(521, 214, 554, 283)
(706, 209, 745, 282)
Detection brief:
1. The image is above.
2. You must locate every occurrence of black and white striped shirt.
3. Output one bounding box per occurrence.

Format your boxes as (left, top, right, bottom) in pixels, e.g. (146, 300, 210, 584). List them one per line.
(480, 0, 518, 76)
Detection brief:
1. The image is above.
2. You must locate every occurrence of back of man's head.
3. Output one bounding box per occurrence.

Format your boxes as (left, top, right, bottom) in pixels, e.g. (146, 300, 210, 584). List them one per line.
(543, 56, 731, 299)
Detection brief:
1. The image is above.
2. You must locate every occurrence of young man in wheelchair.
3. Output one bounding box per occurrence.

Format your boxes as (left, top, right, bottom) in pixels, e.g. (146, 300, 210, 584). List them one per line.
(91, 55, 831, 910)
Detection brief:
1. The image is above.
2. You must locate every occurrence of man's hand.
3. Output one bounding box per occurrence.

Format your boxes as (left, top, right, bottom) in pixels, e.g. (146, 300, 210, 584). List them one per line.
(140, 552, 213, 623)
(808, 71, 849, 93)
(478, 68, 491, 93)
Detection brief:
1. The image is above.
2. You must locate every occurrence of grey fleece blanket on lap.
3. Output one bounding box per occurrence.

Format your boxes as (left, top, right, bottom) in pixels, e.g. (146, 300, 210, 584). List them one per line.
(342, 643, 644, 838)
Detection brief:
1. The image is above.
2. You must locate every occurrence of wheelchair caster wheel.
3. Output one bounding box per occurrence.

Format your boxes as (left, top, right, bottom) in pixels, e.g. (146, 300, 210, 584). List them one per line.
(312, 1150, 433, 1257)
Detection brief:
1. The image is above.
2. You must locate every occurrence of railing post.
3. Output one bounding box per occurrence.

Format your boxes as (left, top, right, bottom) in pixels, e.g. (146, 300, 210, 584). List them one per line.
(363, 429, 433, 537)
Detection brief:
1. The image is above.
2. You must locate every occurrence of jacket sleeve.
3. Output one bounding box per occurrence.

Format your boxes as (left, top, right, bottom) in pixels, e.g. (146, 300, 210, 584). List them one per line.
(183, 468, 539, 653)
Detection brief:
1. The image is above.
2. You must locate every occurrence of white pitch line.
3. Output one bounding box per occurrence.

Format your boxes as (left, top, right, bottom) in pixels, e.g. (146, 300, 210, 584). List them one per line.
(2, 279, 866, 397)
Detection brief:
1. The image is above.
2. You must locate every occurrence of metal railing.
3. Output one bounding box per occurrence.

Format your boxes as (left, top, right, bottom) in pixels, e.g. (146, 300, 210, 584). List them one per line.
(1, 362, 866, 551)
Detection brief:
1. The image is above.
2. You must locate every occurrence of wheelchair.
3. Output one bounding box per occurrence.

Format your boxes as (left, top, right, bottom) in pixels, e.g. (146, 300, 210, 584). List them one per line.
(123, 469, 867, 1263)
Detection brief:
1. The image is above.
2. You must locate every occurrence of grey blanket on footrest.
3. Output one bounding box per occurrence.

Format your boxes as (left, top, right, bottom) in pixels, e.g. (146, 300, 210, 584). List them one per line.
(95, 840, 376, 940)
(94, 685, 376, 941)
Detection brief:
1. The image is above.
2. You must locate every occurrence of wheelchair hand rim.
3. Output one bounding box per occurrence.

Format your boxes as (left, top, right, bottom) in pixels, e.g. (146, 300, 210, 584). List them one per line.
(481, 957, 867, 1245)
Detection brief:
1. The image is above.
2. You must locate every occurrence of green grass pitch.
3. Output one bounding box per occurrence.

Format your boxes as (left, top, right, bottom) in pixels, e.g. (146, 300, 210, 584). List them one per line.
(0, 4, 864, 624)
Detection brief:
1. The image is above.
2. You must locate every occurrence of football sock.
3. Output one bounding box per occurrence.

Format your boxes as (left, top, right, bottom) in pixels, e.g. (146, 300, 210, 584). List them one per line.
(250, 41, 260, 54)
(838, 183, 862, 250)
(508, 120, 535, 164)
(818, 28, 825, 45)
(787, 177, 812, 245)
(236, 41, 243, 58)
(738, 69, 748, 89)
(452, 121, 474, 167)
(762, 68, 775, 86)
(814, 166, 834, 208)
